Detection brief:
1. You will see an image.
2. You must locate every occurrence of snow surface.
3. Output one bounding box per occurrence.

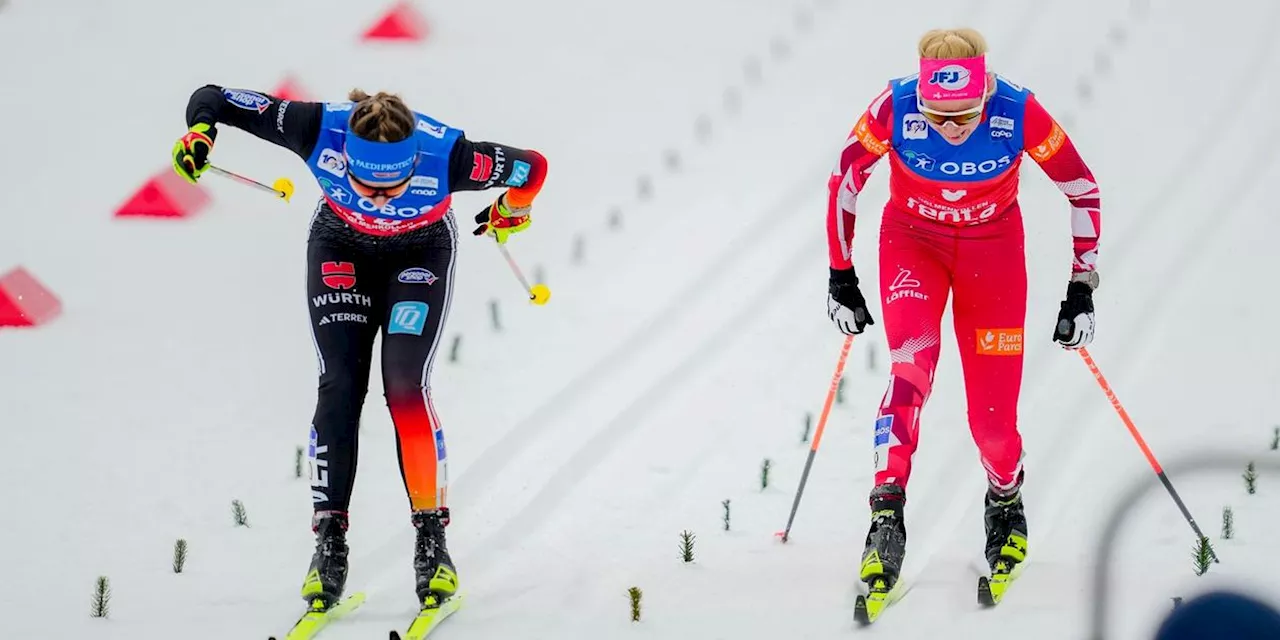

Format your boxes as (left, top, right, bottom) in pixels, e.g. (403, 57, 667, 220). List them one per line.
(2, 0, 1279, 638)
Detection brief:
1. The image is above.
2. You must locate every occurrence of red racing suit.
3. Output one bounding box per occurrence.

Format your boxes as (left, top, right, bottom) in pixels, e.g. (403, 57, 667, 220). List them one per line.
(827, 74, 1101, 492)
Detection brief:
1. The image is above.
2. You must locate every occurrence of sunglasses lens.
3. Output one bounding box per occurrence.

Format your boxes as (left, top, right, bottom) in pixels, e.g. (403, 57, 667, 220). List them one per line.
(350, 177, 411, 199)
(920, 111, 947, 125)
(918, 109, 983, 126)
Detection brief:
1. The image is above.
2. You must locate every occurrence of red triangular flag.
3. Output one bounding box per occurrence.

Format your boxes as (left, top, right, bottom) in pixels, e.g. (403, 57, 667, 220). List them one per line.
(272, 75, 310, 102)
(0, 267, 62, 327)
(362, 2, 428, 42)
(115, 169, 210, 218)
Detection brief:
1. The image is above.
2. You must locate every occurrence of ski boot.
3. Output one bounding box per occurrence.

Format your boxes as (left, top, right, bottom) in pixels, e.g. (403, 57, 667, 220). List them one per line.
(300, 511, 350, 611)
(979, 474, 1028, 606)
(412, 508, 459, 608)
(855, 483, 907, 624)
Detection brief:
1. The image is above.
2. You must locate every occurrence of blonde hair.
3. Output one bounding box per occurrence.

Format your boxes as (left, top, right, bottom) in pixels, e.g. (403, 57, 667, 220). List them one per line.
(917, 28, 988, 59)
(346, 88, 416, 142)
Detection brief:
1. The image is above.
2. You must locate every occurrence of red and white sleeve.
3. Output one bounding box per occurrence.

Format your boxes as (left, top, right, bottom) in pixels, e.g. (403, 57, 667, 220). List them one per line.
(827, 85, 894, 271)
(1023, 95, 1101, 275)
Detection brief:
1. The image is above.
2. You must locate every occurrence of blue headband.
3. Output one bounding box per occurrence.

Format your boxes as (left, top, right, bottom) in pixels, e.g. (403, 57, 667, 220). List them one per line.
(344, 132, 419, 183)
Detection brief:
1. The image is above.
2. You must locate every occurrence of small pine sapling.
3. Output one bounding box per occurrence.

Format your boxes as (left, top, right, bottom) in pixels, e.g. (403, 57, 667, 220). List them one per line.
(1244, 462, 1258, 495)
(295, 446, 304, 479)
(801, 413, 812, 443)
(1192, 536, 1215, 576)
(836, 377, 846, 405)
(679, 530, 696, 563)
(90, 576, 111, 618)
(1271, 426, 1278, 451)
(1221, 506, 1234, 540)
(232, 499, 250, 527)
(760, 458, 771, 490)
(722, 499, 731, 532)
(628, 586, 643, 622)
(1171, 596, 1183, 609)
(173, 538, 188, 573)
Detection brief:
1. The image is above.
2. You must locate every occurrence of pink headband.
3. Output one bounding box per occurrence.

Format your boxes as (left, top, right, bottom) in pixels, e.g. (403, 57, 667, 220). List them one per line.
(918, 56, 987, 101)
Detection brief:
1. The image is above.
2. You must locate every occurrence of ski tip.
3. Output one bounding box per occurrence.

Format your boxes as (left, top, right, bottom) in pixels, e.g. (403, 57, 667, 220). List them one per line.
(853, 594, 870, 626)
(977, 576, 996, 607)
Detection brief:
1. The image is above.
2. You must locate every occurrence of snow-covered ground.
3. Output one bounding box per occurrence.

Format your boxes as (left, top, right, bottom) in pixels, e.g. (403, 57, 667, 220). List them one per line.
(2, 0, 1278, 638)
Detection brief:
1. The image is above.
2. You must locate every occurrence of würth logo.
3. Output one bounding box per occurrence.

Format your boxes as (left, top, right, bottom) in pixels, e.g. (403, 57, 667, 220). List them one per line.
(321, 262, 357, 290)
(470, 152, 493, 182)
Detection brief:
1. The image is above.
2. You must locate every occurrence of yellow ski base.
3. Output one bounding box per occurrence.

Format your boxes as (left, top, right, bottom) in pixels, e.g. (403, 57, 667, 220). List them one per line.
(269, 591, 366, 640)
(392, 593, 465, 640)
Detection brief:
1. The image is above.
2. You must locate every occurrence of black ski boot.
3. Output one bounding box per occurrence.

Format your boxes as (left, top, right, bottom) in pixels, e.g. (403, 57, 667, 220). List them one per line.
(983, 476, 1028, 574)
(859, 483, 907, 590)
(412, 508, 459, 607)
(300, 511, 349, 609)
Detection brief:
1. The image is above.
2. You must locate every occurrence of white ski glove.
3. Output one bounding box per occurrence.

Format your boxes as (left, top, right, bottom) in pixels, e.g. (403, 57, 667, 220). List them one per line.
(828, 267, 875, 335)
(1053, 274, 1096, 349)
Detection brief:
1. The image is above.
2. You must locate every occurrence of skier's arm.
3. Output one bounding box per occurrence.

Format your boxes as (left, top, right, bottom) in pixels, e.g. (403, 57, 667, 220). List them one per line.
(1023, 94, 1101, 275)
(185, 85, 323, 160)
(828, 86, 893, 271)
(446, 138, 549, 208)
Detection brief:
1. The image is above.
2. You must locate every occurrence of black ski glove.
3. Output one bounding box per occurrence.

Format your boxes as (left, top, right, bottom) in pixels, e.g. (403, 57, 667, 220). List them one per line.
(1053, 278, 1096, 349)
(828, 267, 875, 335)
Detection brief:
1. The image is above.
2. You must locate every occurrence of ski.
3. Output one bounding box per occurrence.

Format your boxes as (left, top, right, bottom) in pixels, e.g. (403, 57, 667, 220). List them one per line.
(268, 591, 367, 640)
(853, 576, 910, 626)
(390, 593, 465, 640)
(977, 557, 1025, 607)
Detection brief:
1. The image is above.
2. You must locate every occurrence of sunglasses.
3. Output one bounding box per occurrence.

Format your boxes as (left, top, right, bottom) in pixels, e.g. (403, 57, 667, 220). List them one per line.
(348, 174, 412, 200)
(917, 100, 986, 125)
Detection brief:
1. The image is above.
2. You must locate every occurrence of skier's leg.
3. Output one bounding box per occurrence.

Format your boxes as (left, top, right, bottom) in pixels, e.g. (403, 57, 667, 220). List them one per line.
(379, 216, 460, 604)
(871, 213, 952, 491)
(860, 211, 952, 587)
(951, 209, 1029, 573)
(302, 234, 382, 605)
(951, 210, 1028, 493)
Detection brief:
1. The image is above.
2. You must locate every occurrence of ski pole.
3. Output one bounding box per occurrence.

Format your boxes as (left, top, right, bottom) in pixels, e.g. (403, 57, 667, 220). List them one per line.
(494, 240, 551, 305)
(207, 164, 295, 202)
(777, 333, 855, 543)
(1077, 347, 1217, 562)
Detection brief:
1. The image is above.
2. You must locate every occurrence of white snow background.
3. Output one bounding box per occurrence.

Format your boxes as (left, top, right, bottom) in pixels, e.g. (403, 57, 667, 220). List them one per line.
(1, 0, 1278, 638)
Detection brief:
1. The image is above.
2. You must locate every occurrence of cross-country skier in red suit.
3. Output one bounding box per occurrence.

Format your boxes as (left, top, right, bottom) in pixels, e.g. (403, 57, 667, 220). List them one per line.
(823, 28, 1101, 610)
(171, 86, 548, 622)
